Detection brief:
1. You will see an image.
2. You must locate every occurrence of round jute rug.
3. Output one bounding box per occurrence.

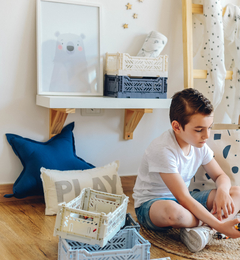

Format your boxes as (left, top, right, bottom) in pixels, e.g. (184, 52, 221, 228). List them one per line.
(140, 226, 240, 260)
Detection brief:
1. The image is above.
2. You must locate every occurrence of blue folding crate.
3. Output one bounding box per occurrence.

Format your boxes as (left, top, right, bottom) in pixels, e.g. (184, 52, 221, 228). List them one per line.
(104, 75, 167, 99)
(58, 228, 151, 260)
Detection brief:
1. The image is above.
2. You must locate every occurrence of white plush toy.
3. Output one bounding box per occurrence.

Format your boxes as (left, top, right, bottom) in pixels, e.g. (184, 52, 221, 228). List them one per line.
(137, 31, 168, 58)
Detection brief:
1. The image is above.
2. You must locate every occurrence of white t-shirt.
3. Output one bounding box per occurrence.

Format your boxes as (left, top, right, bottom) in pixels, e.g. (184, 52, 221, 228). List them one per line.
(133, 129, 213, 208)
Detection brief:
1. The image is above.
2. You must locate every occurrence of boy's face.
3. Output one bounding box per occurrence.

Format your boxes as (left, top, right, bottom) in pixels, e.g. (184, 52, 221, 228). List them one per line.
(177, 113, 214, 148)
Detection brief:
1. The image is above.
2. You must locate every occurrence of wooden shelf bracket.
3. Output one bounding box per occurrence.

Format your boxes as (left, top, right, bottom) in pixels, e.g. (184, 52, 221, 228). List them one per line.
(49, 108, 76, 139)
(124, 109, 153, 140)
(48, 108, 154, 140)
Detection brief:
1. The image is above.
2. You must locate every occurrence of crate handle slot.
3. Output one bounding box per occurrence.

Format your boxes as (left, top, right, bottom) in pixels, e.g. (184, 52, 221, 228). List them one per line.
(70, 213, 94, 222)
(69, 223, 73, 232)
(95, 195, 117, 202)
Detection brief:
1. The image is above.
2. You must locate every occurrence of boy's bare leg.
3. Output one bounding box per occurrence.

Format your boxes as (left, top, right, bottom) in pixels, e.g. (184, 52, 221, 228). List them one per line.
(149, 186, 240, 229)
(206, 186, 240, 222)
(149, 200, 199, 228)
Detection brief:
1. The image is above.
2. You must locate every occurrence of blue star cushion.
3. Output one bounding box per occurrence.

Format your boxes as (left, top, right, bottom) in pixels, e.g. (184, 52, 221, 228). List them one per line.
(4, 122, 94, 198)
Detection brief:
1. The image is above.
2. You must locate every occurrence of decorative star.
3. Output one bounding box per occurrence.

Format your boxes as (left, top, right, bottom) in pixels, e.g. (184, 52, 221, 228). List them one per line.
(139, 0, 144, 2)
(126, 3, 132, 9)
(123, 23, 128, 29)
(133, 13, 138, 19)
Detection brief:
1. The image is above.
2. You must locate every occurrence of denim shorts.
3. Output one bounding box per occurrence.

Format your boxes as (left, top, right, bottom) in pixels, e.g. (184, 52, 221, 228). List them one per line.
(135, 189, 212, 231)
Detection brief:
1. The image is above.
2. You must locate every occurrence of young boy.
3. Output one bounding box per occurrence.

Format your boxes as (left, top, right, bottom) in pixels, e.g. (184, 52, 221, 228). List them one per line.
(133, 88, 240, 252)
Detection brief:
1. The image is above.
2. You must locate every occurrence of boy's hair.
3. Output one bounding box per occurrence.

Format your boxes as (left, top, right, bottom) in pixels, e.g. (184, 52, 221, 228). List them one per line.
(170, 88, 213, 130)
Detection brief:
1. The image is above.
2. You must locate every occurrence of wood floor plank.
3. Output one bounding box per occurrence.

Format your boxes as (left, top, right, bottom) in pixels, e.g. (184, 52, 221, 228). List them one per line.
(0, 199, 58, 260)
(0, 177, 187, 260)
(0, 184, 43, 203)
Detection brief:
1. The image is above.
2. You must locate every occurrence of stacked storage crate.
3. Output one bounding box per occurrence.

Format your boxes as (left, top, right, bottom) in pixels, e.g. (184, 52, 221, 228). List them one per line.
(53, 187, 152, 260)
(104, 52, 168, 99)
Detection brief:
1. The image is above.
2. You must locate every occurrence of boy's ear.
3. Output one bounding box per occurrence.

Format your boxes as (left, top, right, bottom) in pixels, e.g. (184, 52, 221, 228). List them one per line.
(172, 120, 181, 133)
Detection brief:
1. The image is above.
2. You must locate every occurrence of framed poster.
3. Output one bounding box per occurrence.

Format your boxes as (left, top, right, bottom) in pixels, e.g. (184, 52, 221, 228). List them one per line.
(37, 0, 103, 96)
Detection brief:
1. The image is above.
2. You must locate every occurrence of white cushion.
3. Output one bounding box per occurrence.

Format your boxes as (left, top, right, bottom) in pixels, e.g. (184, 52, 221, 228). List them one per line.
(40, 161, 123, 215)
(137, 31, 168, 58)
(189, 129, 240, 191)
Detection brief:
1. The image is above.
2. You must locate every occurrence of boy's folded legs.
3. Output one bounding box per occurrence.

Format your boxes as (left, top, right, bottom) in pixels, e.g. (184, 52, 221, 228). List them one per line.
(135, 193, 216, 253)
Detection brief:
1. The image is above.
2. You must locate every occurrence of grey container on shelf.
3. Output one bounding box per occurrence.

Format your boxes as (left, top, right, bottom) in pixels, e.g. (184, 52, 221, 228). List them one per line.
(104, 75, 167, 99)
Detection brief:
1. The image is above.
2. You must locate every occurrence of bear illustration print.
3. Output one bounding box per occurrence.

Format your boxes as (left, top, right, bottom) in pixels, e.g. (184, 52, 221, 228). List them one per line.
(49, 31, 90, 92)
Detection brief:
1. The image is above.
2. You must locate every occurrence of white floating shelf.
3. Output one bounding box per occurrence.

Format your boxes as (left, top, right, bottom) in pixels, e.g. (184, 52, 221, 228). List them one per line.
(36, 95, 171, 109)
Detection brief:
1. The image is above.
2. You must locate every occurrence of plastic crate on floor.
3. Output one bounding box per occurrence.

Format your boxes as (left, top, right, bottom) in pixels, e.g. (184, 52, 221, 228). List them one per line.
(104, 75, 167, 99)
(152, 258, 171, 260)
(58, 228, 151, 260)
(105, 52, 168, 77)
(54, 188, 129, 247)
(122, 213, 140, 232)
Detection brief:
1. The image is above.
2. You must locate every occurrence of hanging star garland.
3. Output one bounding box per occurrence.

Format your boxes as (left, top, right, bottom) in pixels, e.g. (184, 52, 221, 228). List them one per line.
(123, 1, 143, 29)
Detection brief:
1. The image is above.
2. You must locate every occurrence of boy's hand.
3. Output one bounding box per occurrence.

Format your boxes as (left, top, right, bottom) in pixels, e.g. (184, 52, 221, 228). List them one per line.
(212, 188, 235, 220)
(218, 218, 240, 238)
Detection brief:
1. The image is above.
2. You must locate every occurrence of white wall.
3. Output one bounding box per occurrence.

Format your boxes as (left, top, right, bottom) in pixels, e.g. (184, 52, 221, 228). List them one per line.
(0, 0, 187, 184)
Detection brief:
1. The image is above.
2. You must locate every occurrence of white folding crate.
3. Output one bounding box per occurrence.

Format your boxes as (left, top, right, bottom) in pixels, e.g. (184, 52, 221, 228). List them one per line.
(54, 188, 129, 247)
(58, 228, 151, 260)
(105, 52, 168, 77)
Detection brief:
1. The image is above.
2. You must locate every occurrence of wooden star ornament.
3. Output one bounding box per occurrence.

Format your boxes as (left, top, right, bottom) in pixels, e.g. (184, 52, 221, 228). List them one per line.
(123, 23, 128, 29)
(126, 3, 132, 9)
(133, 13, 138, 19)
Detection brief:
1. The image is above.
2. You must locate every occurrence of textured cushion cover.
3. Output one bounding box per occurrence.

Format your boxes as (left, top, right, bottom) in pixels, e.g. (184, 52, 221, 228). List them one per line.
(137, 30, 168, 58)
(189, 129, 240, 191)
(40, 161, 123, 215)
(5, 122, 94, 199)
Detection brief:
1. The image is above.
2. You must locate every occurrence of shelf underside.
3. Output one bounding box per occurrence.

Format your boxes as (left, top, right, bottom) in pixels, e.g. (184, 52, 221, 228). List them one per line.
(36, 95, 171, 109)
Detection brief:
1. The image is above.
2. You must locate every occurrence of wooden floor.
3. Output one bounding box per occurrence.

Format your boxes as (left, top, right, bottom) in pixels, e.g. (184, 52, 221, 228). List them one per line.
(0, 177, 186, 260)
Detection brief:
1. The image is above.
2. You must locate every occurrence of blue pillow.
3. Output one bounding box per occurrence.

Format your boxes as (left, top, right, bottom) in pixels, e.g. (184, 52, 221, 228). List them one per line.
(5, 122, 94, 198)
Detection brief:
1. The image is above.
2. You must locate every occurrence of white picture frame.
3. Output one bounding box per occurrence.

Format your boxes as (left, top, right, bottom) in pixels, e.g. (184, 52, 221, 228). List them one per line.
(37, 0, 103, 96)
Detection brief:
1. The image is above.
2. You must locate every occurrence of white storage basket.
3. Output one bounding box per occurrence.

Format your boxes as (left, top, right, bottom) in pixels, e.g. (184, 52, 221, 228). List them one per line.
(54, 188, 129, 247)
(58, 228, 151, 260)
(105, 52, 168, 77)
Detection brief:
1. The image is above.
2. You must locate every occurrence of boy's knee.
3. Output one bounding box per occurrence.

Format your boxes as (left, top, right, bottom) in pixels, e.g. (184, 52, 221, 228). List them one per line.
(162, 201, 186, 225)
(230, 186, 240, 197)
(150, 200, 183, 226)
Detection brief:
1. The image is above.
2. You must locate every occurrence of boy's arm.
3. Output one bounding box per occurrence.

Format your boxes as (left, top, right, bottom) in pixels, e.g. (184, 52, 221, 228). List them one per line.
(160, 172, 240, 238)
(202, 158, 235, 220)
